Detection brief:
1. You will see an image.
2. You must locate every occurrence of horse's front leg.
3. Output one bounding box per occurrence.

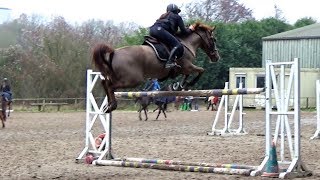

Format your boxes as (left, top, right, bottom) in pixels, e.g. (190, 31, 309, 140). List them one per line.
(1, 114, 4, 128)
(182, 65, 204, 89)
(155, 106, 161, 120)
(138, 106, 142, 120)
(180, 75, 189, 89)
(7, 102, 11, 117)
(101, 80, 117, 113)
(1, 102, 6, 122)
(1, 118, 4, 128)
(144, 108, 148, 121)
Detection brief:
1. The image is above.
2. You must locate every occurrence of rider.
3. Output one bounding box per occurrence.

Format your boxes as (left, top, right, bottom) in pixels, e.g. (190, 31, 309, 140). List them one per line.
(0, 78, 12, 102)
(149, 3, 194, 68)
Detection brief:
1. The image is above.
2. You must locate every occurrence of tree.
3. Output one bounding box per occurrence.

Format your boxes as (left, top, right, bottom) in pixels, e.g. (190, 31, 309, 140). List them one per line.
(259, 18, 292, 35)
(184, 0, 253, 23)
(294, 17, 317, 28)
(273, 5, 285, 21)
(0, 14, 133, 98)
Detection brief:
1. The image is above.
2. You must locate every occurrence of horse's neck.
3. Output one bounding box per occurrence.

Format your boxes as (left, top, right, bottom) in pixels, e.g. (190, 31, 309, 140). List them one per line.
(180, 34, 201, 57)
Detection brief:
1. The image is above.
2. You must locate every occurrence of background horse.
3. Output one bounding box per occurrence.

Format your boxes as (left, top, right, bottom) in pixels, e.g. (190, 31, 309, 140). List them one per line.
(1, 96, 12, 128)
(135, 84, 175, 121)
(135, 96, 153, 121)
(92, 22, 220, 113)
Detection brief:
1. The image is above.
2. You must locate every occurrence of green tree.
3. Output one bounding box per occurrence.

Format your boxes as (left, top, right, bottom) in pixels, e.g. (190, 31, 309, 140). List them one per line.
(294, 17, 317, 28)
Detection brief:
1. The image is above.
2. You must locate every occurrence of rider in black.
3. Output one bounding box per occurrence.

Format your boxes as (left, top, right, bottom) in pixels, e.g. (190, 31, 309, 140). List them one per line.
(150, 4, 194, 68)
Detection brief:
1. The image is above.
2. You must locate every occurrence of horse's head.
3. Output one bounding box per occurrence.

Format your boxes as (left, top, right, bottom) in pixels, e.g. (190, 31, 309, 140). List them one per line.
(191, 22, 220, 62)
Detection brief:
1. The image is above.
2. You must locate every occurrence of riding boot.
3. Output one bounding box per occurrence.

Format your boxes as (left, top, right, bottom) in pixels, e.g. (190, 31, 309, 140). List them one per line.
(165, 46, 181, 69)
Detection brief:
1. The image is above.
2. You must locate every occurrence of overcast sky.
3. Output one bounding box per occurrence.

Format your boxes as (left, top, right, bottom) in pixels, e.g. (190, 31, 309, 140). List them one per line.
(0, 0, 320, 27)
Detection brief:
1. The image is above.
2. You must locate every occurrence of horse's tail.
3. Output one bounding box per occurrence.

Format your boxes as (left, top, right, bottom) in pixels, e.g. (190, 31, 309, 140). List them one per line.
(92, 43, 115, 78)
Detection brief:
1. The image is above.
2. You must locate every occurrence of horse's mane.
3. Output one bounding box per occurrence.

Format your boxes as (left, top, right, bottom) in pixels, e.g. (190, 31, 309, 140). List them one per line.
(192, 22, 215, 31)
(177, 22, 214, 39)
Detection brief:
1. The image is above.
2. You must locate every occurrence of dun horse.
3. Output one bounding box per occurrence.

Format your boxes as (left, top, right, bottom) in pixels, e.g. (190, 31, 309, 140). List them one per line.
(1, 96, 11, 128)
(92, 22, 220, 113)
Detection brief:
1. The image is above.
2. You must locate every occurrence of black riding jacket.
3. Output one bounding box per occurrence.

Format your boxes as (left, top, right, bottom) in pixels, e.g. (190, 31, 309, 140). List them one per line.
(154, 12, 192, 35)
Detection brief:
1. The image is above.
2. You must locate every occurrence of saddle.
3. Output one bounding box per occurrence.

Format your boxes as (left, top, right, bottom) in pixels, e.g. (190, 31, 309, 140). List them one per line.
(143, 36, 170, 62)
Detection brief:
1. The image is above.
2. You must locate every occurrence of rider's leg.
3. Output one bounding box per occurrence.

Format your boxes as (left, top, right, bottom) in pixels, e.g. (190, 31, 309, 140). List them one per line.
(150, 26, 183, 69)
(165, 46, 178, 68)
(165, 44, 183, 68)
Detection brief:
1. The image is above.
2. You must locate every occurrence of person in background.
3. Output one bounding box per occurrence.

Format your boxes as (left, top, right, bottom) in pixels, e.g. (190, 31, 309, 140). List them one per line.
(0, 78, 12, 102)
(143, 78, 161, 91)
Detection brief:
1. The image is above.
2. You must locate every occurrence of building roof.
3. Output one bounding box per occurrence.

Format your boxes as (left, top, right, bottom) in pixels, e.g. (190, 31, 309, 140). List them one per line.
(263, 23, 320, 41)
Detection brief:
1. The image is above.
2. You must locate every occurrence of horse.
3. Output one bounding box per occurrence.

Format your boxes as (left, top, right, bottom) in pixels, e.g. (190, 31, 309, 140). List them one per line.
(1, 95, 12, 128)
(92, 22, 220, 113)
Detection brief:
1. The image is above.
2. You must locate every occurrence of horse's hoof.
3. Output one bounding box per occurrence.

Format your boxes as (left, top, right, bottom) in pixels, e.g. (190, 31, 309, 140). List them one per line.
(172, 82, 180, 91)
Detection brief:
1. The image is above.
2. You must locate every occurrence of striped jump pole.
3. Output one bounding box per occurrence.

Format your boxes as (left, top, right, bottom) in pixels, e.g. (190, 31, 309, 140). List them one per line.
(93, 159, 255, 176)
(111, 157, 257, 170)
(115, 88, 265, 99)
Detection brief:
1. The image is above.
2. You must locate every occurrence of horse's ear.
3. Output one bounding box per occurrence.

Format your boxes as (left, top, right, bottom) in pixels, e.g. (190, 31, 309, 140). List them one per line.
(212, 26, 216, 31)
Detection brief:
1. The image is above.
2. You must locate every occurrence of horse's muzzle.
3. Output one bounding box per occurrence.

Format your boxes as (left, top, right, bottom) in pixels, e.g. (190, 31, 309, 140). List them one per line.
(209, 50, 220, 62)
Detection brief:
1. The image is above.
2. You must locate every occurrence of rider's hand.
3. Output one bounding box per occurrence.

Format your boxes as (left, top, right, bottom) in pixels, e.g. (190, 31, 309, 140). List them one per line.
(189, 25, 195, 31)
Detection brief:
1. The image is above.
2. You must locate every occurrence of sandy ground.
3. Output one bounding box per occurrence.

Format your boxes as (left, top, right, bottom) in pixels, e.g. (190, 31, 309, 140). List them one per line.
(1, 108, 320, 180)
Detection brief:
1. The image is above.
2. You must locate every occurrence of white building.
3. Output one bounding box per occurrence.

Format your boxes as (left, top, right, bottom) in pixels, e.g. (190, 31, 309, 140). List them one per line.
(0, 8, 11, 24)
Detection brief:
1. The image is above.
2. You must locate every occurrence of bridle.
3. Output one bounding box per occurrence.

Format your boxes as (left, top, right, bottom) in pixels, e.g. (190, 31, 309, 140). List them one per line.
(194, 29, 219, 57)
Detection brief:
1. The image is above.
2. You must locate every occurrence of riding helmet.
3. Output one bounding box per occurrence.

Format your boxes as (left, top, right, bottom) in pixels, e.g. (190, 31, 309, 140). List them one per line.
(166, 4, 181, 13)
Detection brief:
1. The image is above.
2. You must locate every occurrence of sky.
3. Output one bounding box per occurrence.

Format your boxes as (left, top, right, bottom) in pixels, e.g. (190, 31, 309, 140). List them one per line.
(0, 0, 320, 27)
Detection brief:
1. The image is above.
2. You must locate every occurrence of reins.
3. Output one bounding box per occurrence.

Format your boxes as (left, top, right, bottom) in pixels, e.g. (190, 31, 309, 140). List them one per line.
(194, 30, 217, 55)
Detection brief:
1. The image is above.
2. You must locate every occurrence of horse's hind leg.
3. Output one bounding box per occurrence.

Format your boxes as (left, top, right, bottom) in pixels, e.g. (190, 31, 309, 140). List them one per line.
(101, 80, 117, 113)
